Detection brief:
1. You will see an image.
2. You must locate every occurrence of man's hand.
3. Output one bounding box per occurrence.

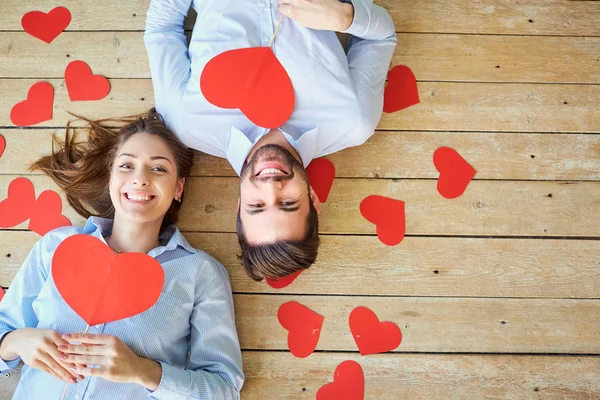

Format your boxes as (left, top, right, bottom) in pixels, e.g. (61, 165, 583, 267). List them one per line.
(278, 0, 354, 32)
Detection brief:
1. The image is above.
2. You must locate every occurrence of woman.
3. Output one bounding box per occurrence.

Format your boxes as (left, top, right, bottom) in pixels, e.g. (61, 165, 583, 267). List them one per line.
(0, 109, 244, 399)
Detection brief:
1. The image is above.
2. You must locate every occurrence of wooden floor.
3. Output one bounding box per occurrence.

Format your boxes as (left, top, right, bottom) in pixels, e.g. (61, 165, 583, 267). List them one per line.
(2, 0, 600, 398)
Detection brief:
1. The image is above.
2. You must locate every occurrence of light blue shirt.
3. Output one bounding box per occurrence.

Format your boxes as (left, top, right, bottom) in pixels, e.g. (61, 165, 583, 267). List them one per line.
(144, 0, 397, 175)
(0, 217, 244, 400)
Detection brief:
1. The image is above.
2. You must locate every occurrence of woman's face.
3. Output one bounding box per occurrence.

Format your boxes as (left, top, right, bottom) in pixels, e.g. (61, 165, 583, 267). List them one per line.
(109, 132, 184, 225)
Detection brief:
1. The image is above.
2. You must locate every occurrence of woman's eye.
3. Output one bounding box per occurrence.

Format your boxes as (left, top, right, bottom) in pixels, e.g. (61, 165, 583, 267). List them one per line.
(119, 164, 132, 169)
(152, 166, 167, 172)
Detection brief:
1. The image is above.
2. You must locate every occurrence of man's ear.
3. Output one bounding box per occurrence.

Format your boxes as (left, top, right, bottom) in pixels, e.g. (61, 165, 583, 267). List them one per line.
(237, 198, 241, 213)
(309, 186, 321, 214)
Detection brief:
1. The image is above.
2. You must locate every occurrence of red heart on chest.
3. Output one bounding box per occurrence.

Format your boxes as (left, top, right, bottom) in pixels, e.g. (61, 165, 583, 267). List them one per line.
(10, 82, 54, 127)
(349, 306, 402, 356)
(52, 234, 164, 326)
(434, 147, 476, 199)
(277, 301, 324, 358)
(0, 177, 37, 228)
(28, 190, 71, 236)
(317, 360, 364, 400)
(307, 158, 336, 203)
(383, 65, 420, 113)
(65, 60, 111, 101)
(21, 6, 71, 44)
(200, 47, 295, 129)
(360, 195, 406, 246)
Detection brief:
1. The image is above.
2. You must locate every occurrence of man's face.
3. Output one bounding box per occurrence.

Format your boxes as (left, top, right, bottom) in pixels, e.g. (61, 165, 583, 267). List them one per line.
(239, 144, 316, 244)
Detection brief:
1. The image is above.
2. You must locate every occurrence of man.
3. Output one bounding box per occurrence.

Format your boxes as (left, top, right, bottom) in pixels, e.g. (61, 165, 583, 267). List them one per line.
(145, 0, 396, 280)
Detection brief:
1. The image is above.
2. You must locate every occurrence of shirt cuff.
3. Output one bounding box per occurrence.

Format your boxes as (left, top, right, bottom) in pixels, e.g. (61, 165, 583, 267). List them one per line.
(342, 0, 370, 38)
(0, 331, 21, 373)
(148, 361, 189, 399)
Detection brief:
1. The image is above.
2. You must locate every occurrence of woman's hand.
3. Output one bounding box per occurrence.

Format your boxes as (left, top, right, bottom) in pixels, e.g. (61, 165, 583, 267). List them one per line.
(278, 0, 354, 32)
(59, 333, 162, 389)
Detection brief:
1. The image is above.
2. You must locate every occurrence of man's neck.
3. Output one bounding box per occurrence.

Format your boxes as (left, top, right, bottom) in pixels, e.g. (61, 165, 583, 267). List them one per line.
(246, 129, 302, 164)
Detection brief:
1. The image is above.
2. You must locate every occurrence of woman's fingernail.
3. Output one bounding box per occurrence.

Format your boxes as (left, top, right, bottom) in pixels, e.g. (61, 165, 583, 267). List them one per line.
(63, 334, 71, 339)
(60, 353, 68, 360)
(58, 344, 68, 350)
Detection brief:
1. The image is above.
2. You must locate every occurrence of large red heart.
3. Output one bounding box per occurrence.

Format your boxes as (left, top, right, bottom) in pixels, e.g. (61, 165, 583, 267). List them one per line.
(200, 47, 295, 129)
(383, 65, 420, 113)
(52, 234, 164, 326)
(317, 360, 364, 400)
(434, 147, 476, 199)
(0, 135, 5, 158)
(306, 158, 336, 203)
(266, 270, 303, 289)
(65, 60, 111, 101)
(359, 195, 406, 246)
(277, 301, 324, 358)
(0, 177, 36, 228)
(21, 6, 71, 44)
(349, 306, 402, 356)
(10, 82, 54, 126)
(29, 190, 71, 236)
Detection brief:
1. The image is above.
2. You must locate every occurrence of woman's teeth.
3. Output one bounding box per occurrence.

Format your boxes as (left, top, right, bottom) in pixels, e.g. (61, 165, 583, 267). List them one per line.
(126, 193, 154, 202)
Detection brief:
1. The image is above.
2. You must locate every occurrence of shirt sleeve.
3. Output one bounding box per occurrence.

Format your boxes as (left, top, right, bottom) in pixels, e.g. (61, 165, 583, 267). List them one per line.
(149, 259, 243, 399)
(0, 236, 51, 373)
(144, 0, 193, 127)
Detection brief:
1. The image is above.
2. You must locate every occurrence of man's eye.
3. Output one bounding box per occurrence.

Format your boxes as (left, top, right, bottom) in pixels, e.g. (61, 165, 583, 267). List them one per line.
(282, 201, 296, 207)
(250, 204, 263, 208)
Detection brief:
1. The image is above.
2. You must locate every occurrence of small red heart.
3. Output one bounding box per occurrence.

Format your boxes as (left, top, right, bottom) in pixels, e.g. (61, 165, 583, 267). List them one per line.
(29, 190, 71, 236)
(317, 360, 364, 400)
(10, 82, 54, 126)
(349, 306, 402, 356)
(277, 301, 324, 358)
(52, 234, 164, 326)
(434, 147, 476, 199)
(359, 195, 406, 246)
(201, 47, 295, 129)
(0, 287, 4, 302)
(0, 177, 36, 228)
(266, 270, 302, 289)
(21, 6, 71, 44)
(65, 60, 111, 101)
(0, 135, 5, 158)
(383, 65, 420, 113)
(307, 158, 336, 203)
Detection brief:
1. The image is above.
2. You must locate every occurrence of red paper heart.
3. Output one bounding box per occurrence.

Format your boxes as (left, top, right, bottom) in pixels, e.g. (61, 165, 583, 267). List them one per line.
(307, 158, 336, 203)
(0, 287, 4, 302)
(277, 301, 324, 358)
(29, 190, 71, 236)
(349, 306, 402, 356)
(359, 195, 406, 246)
(201, 47, 295, 129)
(0, 177, 36, 228)
(434, 147, 476, 199)
(317, 360, 364, 400)
(383, 65, 420, 113)
(65, 60, 111, 101)
(266, 270, 302, 289)
(52, 234, 164, 326)
(21, 6, 71, 44)
(10, 82, 54, 126)
(0, 135, 5, 158)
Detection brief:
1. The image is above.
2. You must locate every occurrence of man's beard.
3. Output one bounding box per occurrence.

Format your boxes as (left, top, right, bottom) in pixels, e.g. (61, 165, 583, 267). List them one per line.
(240, 144, 307, 183)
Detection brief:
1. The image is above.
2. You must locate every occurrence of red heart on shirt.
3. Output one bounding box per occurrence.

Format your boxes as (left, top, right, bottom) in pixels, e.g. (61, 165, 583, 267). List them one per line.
(359, 195, 406, 246)
(52, 234, 164, 326)
(434, 147, 476, 199)
(307, 158, 336, 203)
(0, 177, 37, 228)
(383, 65, 420, 113)
(10, 82, 54, 126)
(278, 301, 324, 358)
(65, 60, 111, 101)
(317, 360, 364, 400)
(266, 270, 303, 289)
(29, 190, 71, 236)
(201, 47, 295, 129)
(21, 6, 72, 44)
(0, 135, 5, 158)
(349, 306, 402, 356)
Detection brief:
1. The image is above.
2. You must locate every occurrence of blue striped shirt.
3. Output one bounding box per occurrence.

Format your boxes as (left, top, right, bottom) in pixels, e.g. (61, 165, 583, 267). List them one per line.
(0, 217, 244, 399)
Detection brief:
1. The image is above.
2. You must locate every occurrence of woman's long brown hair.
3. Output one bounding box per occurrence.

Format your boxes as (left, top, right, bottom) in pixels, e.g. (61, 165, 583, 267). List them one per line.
(30, 108, 195, 230)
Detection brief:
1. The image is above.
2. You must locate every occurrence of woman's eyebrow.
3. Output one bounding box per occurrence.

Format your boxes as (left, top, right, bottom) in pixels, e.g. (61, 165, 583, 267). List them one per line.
(117, 153, 173, 165)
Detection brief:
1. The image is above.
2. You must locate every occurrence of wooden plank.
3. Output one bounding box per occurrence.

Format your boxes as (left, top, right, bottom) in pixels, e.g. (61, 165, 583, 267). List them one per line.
(3, 0, 600, 36)
(3, 232, 600, 298)
(3, 32, 600, 83)
(4, 129, 600, 181)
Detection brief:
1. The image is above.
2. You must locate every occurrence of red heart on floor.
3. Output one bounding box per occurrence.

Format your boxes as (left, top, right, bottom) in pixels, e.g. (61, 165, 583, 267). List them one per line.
(65, 60, 111, 101)
(359, 195, 406, 246)
(266, 270, 303, 289)
(383, 65, 420, 113)
(434, 147, 476, 199)
(52, 234, 164, 326)
(277, 301, 324, 358)
(307, 158, 336, 203)
(29, 190, 71, 236)
(10, 82, 54, 126)
(0, 287, 4, 302)
(349, 306, 402, 356)
(317, 360, 364, 400)
(201, 47, 295, 129)
(0, 177, 36, 228)
(21, 6, 71, 44)
(0, 135, 5, 158)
